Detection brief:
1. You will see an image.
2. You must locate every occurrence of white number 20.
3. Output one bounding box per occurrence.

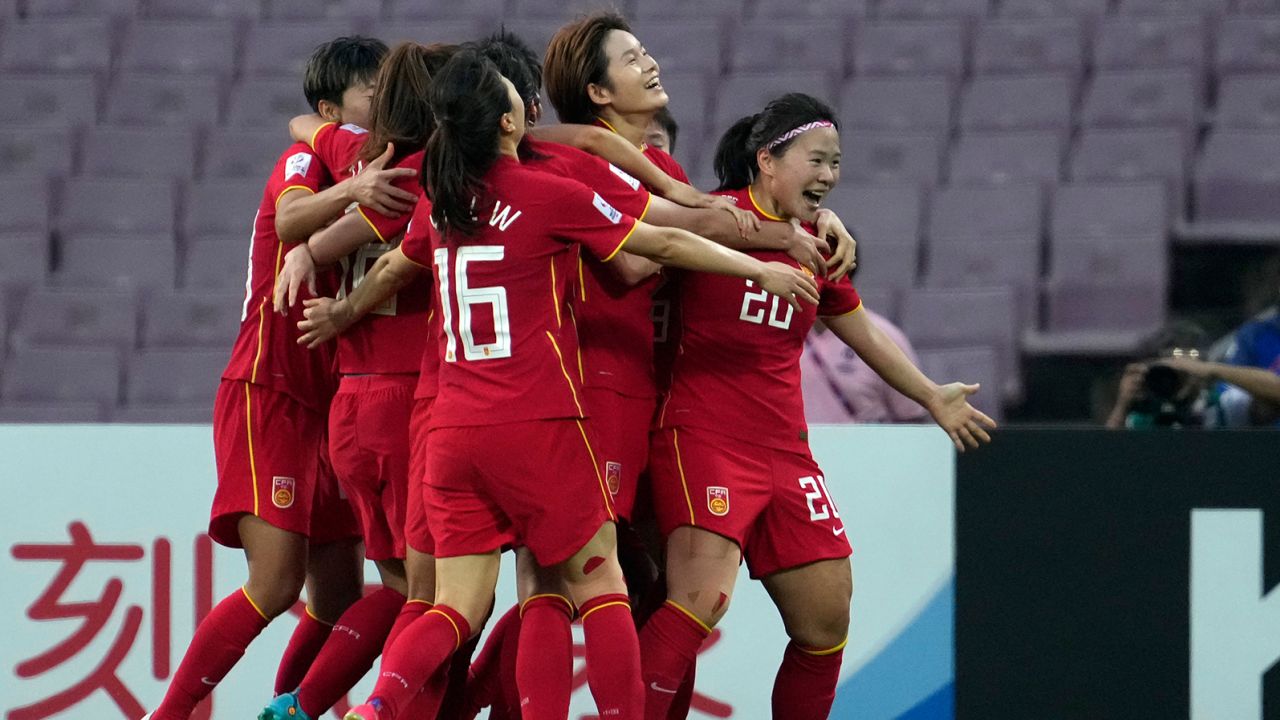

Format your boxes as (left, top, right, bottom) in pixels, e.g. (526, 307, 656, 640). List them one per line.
(433, 246, 511, 362)
(799, 475, 840, 522)
(739, 280, 794, 329)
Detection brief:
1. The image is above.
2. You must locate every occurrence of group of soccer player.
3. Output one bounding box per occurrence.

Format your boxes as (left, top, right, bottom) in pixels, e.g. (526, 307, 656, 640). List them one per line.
(142, 11, 996, 720)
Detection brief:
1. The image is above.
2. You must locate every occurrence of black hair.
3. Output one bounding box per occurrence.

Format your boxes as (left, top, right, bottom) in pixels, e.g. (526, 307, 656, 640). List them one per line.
(652, 106, 679, 153)
(471, 28, 543, 115)
(302, 36, 389, 113)
(712, 92, 839, 191)
(424, 49, 513, 238)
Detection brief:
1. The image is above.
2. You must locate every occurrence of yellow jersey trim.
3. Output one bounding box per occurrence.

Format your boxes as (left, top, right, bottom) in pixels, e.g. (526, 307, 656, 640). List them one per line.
(673, 429, 696, 527)
(549, 258, 562, 328)
(308, 121, 335, 151)
(274, 184, 315, 208)
(244, 383, 260, 517)
(820, 300, 863, 319)
(748, 185, 785, 222)
(602, 219, 640, 262)
(355, 205, 387, 242)
(546, 332, 585, 417)
(576, 418, 616, 522)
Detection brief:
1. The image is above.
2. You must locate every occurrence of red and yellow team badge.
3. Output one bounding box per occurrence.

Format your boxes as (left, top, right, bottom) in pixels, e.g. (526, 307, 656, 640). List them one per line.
(707, 486, 730, 517)
(272, 476, 295, 509)
(605, 461, 623, 497)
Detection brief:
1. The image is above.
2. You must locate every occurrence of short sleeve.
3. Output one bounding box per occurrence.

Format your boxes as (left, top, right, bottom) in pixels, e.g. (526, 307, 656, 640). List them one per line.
(399, 200, 436, 268)
(309, 122, 366, 178)
(580, 157, 652, 220)
(269, 145, 329, 205)
(548, 181, 639, 262)
(818, 273, 863, 317)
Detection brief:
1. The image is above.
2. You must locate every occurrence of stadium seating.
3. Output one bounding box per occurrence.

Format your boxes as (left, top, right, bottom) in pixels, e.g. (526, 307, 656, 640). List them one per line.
(106, 73, 221, 128)
(928, 183, 1044, 242)
(949, 130, 1065, 186)
(971, 18, 1085, 78)
(119, 20, 238, 79)
(226, 77, 312, 129)
(840, 76, 954, 134)
(915, 346, 1004, 421)
(1093, 15, 1207, 72)
(901, 287, 1021, 399)
(730, 21, 849, 75)
(959, 73, 1075, 134)
(9, 289, 138, 351)
(1081, 69, 1200, 130)
(183, 236, 251, 290)
(58, 178, 176, 237)
(842, 131, 945, 186)
(125, 348, 225, 407)
(1216, 75, 1280, 129)
(999, 0, 1109, 18)
(854, 20, 968, 79)
(1194, 129, 1280, 224)
(24, 0, 140, 18)
(80, 127, 198, 181)
(142, 290, 243, 349)
(0, 73, 98, 126)
(1216, 14, 1280, 75)
(1051, 181, 1169, 240)
(268, 0, 379, 23)
(0, 126, 76, 179)
(0, 346, 122, 406)
(145, 0, 261, 20)
(242, 21, 355, 78)
(631, 19, 725, 77)
(824, 184, 923, 248)
(0, 18, 113, 75)
(56, 235, 178, 292)
(183, 180, 263, 242)
(204, 129, 290, 179)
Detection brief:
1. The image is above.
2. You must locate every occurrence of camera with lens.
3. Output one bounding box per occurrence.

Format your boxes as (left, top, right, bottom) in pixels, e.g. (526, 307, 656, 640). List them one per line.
(1139, 348, 1203, 428)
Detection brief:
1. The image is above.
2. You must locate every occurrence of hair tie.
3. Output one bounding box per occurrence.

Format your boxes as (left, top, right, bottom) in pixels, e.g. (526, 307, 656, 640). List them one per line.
(765, 120, 834, 151)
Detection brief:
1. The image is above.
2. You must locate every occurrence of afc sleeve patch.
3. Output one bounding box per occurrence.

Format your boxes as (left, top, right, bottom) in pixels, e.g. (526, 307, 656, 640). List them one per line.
(339, 123, 369, 134)
(592, 192, 623, 224)
(608, 163, 642, 190)
(284, 151, 313, 181)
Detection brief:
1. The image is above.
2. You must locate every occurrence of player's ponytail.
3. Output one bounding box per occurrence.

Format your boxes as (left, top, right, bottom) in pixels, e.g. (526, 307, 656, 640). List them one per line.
(424, 50, 511, 238)
(358, 41, 458, 166)
(713, 93, 840, 191)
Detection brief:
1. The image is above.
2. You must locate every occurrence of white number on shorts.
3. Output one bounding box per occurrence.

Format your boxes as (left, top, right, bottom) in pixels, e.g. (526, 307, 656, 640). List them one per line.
(433, 246, 512, 362)
(799, 475, 840, 522)
(739, 280, 794, 330)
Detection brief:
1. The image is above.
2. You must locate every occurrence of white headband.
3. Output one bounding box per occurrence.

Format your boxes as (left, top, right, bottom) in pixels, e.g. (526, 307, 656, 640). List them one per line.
(765, 120, 834, 151)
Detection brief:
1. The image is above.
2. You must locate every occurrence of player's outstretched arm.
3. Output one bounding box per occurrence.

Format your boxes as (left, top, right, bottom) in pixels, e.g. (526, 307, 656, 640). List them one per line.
(824, 309, 996, 451)
(644, 197, 826, 276)
(619, 222, 819, 310)
(297, 246, 426, 349)
(1157, 356, 1280, 405)
(276, 143, 418, 242)
(274, 212, 382, 312)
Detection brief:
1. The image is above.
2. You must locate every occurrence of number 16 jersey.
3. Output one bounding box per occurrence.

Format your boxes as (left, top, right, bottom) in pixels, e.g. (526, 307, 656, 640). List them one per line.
(425, 156, 639, 429)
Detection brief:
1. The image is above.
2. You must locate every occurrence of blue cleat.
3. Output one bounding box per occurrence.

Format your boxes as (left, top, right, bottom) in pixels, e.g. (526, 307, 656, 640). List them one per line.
(259, 691, 312, 720)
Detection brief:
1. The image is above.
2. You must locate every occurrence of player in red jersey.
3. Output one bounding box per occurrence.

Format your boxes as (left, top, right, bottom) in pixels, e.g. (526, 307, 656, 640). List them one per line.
(143, 38, 392, 720)
(341, 50, 819, 720)
(256, 42, 462, 720)
(640, 94, 998, 720)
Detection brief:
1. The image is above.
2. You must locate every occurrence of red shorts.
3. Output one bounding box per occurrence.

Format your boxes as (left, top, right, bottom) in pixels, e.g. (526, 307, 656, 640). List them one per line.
(649, 426, 851, 579)
(328, 374, 415, 561)
(405, 396, 436, 555)
(210, 380, 360, 548)
(584, 386, 655, 523)
(424, 418, 612, 566)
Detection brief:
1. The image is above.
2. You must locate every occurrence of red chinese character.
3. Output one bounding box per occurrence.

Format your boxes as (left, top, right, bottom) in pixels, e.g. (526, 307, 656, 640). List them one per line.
(570, 628, 734, 719)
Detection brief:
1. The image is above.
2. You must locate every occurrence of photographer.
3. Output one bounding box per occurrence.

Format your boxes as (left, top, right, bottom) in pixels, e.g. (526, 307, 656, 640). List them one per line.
(1105, 323, 1212, 429)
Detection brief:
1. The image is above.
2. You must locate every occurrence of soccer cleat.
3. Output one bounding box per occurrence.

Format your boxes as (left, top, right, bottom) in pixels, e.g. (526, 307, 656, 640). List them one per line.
(259, 691, 312, 720)
(343, 699, 386, 720)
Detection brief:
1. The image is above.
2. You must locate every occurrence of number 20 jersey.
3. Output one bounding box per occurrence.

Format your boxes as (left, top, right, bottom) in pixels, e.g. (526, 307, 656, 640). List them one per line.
(423, 156, 639, 430)
(657, 186, 862, 454)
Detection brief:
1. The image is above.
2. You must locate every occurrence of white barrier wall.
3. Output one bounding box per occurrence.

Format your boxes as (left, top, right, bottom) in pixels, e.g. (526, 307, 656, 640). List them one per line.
(0, 424, 954, 720)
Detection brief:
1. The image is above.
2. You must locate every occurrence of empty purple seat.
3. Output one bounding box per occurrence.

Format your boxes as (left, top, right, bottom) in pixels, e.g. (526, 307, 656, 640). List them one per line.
(854, 20, 967, 78)
(371, 20, 484, 48)
(0, 401, 109, 423)
(960, 73, 1074, 133)
(242, 21, 353, 78)
(1070, 128, 1188, 215)
(950, 130, 1064, 186)
(0, 73, 97, 126)
(269, 0, 378, 21)
(59, 178, 175, 236)
(915, 346, 1003, 421)
(924, 240, 1040, 296)
(840, 76, 953, 133)
(0, 19, 112, 74)
(510, 0, 636, 19)
(0, 126, 74, 178)
(119, 20, 236, 78)
(999, 0, 1108, 18)
(9, 288, 138, 350)
(1050, 235, 1166, 284)
(24, 0, 140, 18)
(628, 19, 725, 77)
(653, 71, 711, 127)
(1045, 238, 1167, 332)
(1194, 129, 1280, 224)
(385, 0, 502, 22)
(1238, 0, 1280, 11)
(183, 179, 262, 241)
(730, 20, 849, 74)
(823, 184, 923, 247)
(1094, 16, 1206, 72)
(106, 73, 220, 127)
(842, 131, 944, 186)
(56, 235, 177, 291)
(184, 236, 251, 289)
(1082, 69, 1200, 130)
(849, 241, 919, 289)
(929, 183, 1043, 241)
(143, 290, 242, 348)
(1217, 15, 1280, 75)
(1051, 181, 1168, 240)
(1117, 0, 1228, 15)
(1217, 75, 1280, 130)
(203, 128, 289, 179)
(226, 78, 310, 129)
(145, 0, 260, 20)
(901, 286, 1020, 397)
(0, 346, 121, 405)
(878, 0, 991, 20)
(0, 177, 51, 234)
(632, 0, 743, 21)
(80, 126, 197, 180)
(713, 71, 835, 133)
(973, 18, 1084, 77)
(754, 0, 870, 19)
(126, 349, 225, 406)
(0, 234, 51, 287)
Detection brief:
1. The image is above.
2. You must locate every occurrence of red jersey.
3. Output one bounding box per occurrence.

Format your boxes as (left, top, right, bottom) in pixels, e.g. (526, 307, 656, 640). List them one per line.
(657, 185, 862, 452)
(307, 122, 431, 375)
(400, 199, 440, 401)
(427, 155, 638, 429)
(523, 138, 658, 398)
(222, 143, 337, 411)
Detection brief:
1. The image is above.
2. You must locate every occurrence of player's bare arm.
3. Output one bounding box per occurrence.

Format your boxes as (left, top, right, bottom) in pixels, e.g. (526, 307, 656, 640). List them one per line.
(814, 208, 857, 279)
(1157, 356, 1280, 405)
(645, 196, 826, 276)
(824, 308, 997, 451)
(274, 211, 382, 312)
(297, 247, 425, 349)
(620, 221, 819, 310)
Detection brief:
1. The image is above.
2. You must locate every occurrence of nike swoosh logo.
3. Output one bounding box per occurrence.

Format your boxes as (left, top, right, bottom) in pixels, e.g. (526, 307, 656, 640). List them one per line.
(833, 526, 846, 537)
(200, 676, 218, 686)
(650, 681, 679, 694)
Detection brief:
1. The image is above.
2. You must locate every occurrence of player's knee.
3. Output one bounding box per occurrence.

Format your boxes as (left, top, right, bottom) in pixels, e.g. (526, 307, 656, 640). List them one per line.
(245, 576, 305, 619)
(787, 604, 850, 650)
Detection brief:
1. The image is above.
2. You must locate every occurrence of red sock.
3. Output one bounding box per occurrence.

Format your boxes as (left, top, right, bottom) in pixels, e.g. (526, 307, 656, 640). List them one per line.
(579, 593, 644, 719)
(367, 604, 471, 717)
(152, 588, 271, 720)
(274, 608, 333, 694)
(771, 639, 846, 720)
(639, 601, 710, 720)
(464, 603, 519, 715)
(387, 598, 433, 648)
(295, 586, 405, 716)
(515, 594, 575, 719)
(668, 660, 696, 720)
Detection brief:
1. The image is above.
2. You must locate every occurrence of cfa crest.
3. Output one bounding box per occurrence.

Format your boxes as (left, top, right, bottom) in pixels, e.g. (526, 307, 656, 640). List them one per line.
(605, 461, 622, 496)
(272, 476, 295, 509)
(707, 486, 730, 517)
